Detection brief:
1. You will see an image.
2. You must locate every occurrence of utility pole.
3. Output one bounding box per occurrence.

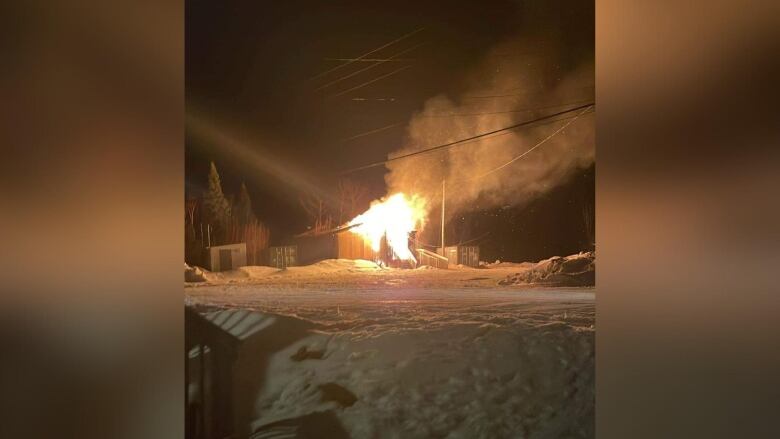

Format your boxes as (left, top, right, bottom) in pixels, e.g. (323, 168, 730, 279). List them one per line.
(440, 179, 445, 255)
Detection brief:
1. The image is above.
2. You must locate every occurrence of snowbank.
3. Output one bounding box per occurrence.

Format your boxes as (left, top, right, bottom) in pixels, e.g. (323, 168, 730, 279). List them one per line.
(282, 259, 382, 276)
(185, 259, 383, 284)
(246, 309, 594, 438)
(185, 263, 207, 283)
(483, 261, 535, 269)
(188, 286, 595, 437)
(498, 251, 595, 286)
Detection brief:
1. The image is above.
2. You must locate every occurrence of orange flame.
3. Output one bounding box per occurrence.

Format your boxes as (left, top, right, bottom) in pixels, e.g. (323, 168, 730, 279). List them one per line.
(348, 193, 427, 262)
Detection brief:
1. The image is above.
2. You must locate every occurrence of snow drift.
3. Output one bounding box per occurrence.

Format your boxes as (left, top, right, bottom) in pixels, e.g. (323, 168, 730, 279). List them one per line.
(498, 252, 595, 286)
(185, 259, 384, 284)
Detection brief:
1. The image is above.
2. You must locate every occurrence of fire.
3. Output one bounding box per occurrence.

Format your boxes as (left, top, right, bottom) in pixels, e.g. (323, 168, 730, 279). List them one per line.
(348, 193, 427, 262)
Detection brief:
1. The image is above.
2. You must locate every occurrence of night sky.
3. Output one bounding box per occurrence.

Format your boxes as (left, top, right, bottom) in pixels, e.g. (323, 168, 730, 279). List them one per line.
(186, 0, 594, 262)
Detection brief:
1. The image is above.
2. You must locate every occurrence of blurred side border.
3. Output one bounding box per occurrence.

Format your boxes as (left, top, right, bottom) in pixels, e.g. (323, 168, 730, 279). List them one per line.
(1, 0, 778, 438)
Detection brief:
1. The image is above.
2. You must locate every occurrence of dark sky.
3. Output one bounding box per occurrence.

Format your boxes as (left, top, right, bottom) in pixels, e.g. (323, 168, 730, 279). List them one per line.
(186, 0, 594, 261)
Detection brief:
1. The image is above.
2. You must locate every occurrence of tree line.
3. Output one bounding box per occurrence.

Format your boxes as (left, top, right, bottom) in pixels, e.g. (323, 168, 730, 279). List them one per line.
(186, 161, 374, 266)
(185, 162, 270, 266)
(298, 178, 369, 235)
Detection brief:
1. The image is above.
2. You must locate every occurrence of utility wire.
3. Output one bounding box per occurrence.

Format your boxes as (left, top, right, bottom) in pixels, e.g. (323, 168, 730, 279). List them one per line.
(337, 122, 405, 143)
(457, 231, 491, 246)
(463, 85, 595, 99)
(316, 42, 425, 92)
(458, 105, 593, 183)
(328, 65, 412, 99)
(306, 27, 424, 83)
(419, 99, 593, 118)
(335, 99, 593, 144)
(341, 102, 594, 173)
(324, 58, 414, 62)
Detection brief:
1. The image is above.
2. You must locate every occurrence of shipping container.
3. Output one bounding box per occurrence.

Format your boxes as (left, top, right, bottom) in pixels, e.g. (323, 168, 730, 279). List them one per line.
(267, 245, 298, 268)
(439, 245, 480, 267)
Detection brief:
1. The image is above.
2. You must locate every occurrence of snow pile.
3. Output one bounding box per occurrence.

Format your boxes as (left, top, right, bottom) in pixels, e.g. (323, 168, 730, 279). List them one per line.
(185, 264, 280, 283)
(239, 266, 282, 278)
(483, 261, 535, 269)
(415, 265, 437, 270)
(188, 286, 595, 437)
(185, 263, 207, 283)
(249, 313, 594, 438)
(284, 259, 382, 275)
(185, 259, 384, 285)
(499, 251, 595, 286)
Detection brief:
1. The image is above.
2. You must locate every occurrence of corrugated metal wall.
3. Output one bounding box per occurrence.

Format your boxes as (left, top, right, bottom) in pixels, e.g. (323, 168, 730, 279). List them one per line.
(268, 245, 297, 268)
(441, 246, 480, 267)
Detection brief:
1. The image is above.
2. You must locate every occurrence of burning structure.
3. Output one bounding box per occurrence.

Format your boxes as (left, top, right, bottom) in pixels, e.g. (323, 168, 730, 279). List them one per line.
(289, 193, 429, 267)
(347, 193, 427, 263)
(292, 223, 384, 267)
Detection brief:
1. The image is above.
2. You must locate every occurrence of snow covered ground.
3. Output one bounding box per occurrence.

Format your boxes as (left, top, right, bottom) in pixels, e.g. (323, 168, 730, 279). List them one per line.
(185, 260, 594, 439)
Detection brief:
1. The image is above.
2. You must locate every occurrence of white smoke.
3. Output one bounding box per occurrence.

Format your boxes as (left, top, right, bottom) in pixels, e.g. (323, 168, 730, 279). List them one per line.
(385, 39, 595, 222)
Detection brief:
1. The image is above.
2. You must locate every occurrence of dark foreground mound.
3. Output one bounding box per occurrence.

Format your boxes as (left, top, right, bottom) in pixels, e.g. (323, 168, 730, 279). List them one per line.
(499, 251, 595, 286)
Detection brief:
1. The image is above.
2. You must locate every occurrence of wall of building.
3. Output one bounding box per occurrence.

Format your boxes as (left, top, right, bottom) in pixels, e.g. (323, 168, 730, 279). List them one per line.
(208, 243, 247, 271)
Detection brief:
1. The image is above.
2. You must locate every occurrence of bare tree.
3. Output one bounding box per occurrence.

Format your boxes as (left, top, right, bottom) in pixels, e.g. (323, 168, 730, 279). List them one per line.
(336, 178, 368, 224)
(582, 202, 595, 249)
(244, 219, 270, 265)
(299, 191, 333, 233)
(225, 216, 270, 265)
(185, 198, 198, 236)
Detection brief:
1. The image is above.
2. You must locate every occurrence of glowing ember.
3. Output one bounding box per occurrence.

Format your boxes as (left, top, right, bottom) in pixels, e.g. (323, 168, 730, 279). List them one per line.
(348, 193, 427, 262)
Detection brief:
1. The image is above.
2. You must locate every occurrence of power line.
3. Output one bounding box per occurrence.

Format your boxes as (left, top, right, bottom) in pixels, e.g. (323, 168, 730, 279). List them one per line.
(334, 100, 593, 144)
(316, 42, 425, 92)
(328, 64, 412, 99)
(351, 97, 398, 102)
(306, 27, 424, 82)
(418, 99, 594, 118)
(341, 102, 594, 173)
(324, 58, 414, 62)
(338, 110, 582, 150)
(456, 105, 593, 184)
(462, 85, 595, 99)
(337, 122, 405, 143)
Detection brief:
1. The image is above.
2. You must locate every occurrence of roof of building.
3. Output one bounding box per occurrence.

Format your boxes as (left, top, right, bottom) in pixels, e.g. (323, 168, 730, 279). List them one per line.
(293, 223, 362, 238)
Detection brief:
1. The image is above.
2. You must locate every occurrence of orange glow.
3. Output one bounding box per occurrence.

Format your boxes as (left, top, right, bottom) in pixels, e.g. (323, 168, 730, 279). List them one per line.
(348, 193, 427, 262)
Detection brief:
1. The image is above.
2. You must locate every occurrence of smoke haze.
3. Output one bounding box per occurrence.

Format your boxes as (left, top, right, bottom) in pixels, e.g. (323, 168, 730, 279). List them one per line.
(385, 37, 595, 224)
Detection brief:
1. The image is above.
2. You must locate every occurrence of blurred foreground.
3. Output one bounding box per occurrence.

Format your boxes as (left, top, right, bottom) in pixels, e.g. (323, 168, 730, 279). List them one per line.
(185, 259, 594, 438)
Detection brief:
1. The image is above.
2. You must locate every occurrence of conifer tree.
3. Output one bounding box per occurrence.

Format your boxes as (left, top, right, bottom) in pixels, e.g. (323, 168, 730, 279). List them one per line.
(234, 182, 256, 226)
(203, 162, 231, 237)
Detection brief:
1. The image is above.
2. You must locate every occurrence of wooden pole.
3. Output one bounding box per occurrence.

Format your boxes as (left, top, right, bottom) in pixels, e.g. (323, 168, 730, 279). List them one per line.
(441, 180, 445, 254)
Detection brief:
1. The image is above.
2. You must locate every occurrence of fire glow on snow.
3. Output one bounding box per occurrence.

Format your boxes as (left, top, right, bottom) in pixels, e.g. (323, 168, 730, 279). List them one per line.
(348, 193, 427, 262)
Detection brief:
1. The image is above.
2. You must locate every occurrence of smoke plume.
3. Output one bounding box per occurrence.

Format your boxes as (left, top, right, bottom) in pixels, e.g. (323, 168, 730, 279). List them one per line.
(384, 38, 595, 223)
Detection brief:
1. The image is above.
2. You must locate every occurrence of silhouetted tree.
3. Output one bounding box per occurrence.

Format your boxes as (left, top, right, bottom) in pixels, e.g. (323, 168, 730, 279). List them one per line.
(203, 162, 231, 242)
(233, 182, 256, 226)
(300, 190, 333, 233)
(336, 178, 368, 224)
(582, 202, 595, 250)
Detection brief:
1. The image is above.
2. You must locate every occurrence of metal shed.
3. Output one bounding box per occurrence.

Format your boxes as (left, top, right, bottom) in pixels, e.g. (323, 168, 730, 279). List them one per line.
(439, 245, 480, 267)
(207, 243, 247, 272)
